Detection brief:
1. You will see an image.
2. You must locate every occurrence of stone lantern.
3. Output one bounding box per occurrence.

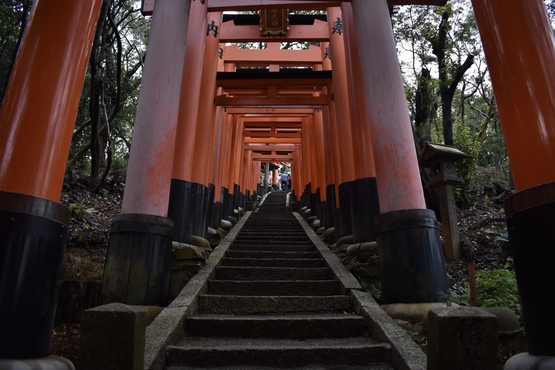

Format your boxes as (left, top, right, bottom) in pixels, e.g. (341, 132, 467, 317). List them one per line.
(420, 142, 471, 260)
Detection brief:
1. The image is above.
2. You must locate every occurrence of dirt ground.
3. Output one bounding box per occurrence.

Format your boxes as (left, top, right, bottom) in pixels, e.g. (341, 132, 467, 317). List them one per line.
(50, 180, 527, 368)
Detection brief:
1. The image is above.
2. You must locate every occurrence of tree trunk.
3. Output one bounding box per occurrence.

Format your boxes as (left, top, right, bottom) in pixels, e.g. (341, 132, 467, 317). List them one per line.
(89, 0, 110, 179)
(432, 9, 474, 146)
(414, 67, 433, 148)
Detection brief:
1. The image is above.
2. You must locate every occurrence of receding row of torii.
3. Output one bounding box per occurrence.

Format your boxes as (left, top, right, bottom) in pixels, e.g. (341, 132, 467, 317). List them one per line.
(1, 0, 555, 366)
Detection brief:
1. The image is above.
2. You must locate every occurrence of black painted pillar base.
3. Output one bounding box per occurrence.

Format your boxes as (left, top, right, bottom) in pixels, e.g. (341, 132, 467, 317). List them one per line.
(351, 177, 381, 243)
(193, 183, 208, 238)
(505, 183, 555, 356)
(168, 179, 208, 242)
(0, 191, 70, 359)
(233, 184, 241, 209)
(211, 202, 222, 230)
(375, 209, 448, 304)
(289, 191, 297, 203)
(338, 181, 354, 237)
(221, 187, 229, 219)
(102, 213, 173, 306)
(206, 183, 215, 231)
(310, 192, 318, 220)
(325, 184, 336, 229)
(302, 183, 311, 209)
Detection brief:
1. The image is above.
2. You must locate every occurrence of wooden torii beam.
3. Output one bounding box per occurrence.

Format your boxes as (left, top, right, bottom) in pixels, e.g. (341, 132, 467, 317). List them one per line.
(143, 0, 447, 17)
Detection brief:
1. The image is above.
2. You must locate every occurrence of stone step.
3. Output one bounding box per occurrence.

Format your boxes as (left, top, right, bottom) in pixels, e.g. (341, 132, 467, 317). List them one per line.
(237, 233, 307, 239)
(229, 244, 316, 252)
(224, 250, 322, 259)
(166, 337, 392, 368)
(167, 365, 393, 370)
(198, 295, 352, 314)
(185, 313, 368, 338)
(220, 257, 326, 268)
(215, 266, 332, 280)
(234, 235, 311, 245)
(207, 279, 341, 296)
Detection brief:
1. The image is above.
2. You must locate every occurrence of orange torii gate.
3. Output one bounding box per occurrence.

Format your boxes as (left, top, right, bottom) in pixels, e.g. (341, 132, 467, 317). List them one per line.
(2, 0, 555, 368)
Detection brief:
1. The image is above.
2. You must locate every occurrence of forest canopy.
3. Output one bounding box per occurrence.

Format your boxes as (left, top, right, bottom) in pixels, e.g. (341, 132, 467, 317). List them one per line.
(1, 0, 554, 205)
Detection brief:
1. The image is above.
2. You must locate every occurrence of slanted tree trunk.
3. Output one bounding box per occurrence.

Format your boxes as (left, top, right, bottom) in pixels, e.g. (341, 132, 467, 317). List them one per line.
(432, 9, 474, 145)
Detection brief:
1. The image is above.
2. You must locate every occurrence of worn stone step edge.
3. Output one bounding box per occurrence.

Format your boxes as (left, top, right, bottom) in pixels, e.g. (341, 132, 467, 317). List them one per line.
(185, 313, 367, 338)
(224, 250, 322, 259)
(220, 257, 326, 267)
(198, 295, 352, 314)
(215, 266, 332, 280)
(207, 279, 341, 296)
(166, 337, 392, 368)
(230, 244, 316, 252)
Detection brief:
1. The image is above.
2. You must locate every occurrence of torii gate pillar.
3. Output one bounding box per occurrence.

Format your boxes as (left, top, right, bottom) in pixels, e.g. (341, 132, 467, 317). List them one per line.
(352, 0, 448, 303)
(0, 0, 101, 362)
(102, 0, 191, 306)
(472, 0, 555, 364)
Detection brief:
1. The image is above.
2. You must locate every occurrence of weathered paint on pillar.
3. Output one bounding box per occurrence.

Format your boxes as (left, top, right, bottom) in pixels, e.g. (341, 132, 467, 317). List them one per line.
(342, 2, 377, 181)
(472, 0, 555, 358)
(351, 0, 448, 303)
(121, 0, 191, 216)
(351, 0, 426, 213)
(0, 0, 102, 359)
(0, 0, 102, 202)
(342, 2, 381, 242)
(102, 0, 191, 307)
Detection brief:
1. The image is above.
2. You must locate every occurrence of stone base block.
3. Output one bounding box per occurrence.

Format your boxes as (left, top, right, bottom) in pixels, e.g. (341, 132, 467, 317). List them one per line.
(505, 352, 555, 369)
(0, 356, 74, 370)
(80, 303, 146, 370)
(427, 306, 498, 370)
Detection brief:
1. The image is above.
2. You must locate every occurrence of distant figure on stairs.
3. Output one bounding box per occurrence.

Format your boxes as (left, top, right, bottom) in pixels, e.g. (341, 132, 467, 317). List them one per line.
(280, 173, 291, 191)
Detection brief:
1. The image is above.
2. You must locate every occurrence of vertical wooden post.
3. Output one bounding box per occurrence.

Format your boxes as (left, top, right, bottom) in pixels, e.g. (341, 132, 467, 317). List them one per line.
(321, 42, 341, 230)
(0, 0, 102, 360)
(351, 0, 448, 303)
(327, 6, 355, 237)
(342, 2, 380, 243)
(313, 109, 328, 226)
(169, 0, 209, 243)
(102, 0, 191, 306)
(472, 0, 555, 359)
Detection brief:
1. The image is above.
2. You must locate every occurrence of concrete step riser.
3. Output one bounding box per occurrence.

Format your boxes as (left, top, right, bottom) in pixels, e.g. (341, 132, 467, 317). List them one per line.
(224, 250, 321, 259)
(229, 245, 316, 252)
(185, 316, 368, 338)
(220, 258, 326, 268)
(207, 280, 341, 296)
(198, 295, 352, 314)
(166, 345, 391, 368)
(215, 266, 332, 280)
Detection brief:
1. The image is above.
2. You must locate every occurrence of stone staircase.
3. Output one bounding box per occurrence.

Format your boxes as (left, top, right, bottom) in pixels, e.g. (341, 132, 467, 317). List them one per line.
(164, 192, 394, 369)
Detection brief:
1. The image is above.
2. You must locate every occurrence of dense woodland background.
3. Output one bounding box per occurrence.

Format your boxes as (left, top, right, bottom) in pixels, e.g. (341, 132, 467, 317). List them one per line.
(1, 1, 555, 204)
(4, 3, 554, 361)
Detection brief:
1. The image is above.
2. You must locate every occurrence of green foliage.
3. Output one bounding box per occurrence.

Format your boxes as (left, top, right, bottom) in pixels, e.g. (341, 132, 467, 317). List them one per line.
(0, 0, 32, 106)
(476, 269, 521, 319)
(68, 202, 86, 215)
(347, 261, 382, 301)
(443, 269, 522, 320)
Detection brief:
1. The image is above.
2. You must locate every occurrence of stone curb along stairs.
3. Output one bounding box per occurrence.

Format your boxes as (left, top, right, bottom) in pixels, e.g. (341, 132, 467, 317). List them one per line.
(145, 192, 426, 370)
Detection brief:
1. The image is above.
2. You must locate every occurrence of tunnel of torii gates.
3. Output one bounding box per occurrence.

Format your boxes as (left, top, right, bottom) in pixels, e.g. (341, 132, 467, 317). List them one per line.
(1, 0, 555, 363)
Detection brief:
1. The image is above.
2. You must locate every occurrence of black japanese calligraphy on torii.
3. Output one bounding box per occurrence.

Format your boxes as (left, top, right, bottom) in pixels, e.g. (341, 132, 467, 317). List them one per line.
(207, 20, 219, 37)
(324, 46, 331, 59)
(332, 17, 343, 35)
